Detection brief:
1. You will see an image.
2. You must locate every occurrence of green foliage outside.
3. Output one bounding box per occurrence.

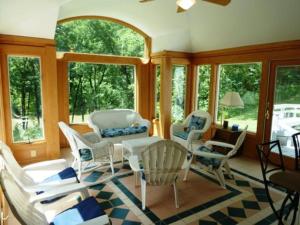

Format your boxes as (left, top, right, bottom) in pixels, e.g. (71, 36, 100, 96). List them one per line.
(55, 19, 144, 57)
(172, 65, 187, 123)
(55, 19, 145, 123)
(68, 63, 135, 123)
(197, 65, 211, 111)
(8, 56, 44, 142)
(275, 66, 300, 104)
(218, 63, 262, 132)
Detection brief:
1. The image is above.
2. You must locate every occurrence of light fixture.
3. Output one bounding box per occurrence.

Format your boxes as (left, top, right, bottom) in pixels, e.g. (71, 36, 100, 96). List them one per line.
(220, 92, 244, 108)
(219, 91, 244, 128)
(176, 0, 196, 10)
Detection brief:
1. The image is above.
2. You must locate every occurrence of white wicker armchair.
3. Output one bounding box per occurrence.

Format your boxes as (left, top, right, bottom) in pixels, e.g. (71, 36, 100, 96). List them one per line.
(170, 110, 212, 150)
(59, 121, 114, 179)
(184, 126, 248, 188)
(129, 140, 187, 210)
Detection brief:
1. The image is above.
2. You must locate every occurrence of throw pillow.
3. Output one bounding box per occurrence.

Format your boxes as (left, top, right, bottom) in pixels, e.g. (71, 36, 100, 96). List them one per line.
(187, 115, 207, 132)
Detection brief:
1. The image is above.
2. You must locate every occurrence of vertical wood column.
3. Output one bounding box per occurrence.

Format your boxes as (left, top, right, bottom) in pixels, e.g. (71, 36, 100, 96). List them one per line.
(43, 46, 60, 159)
(0, 53, 6, 142)
(160, 57, 172, 139)
(136, 63, 151, 120)
(186, 64, 197, 114)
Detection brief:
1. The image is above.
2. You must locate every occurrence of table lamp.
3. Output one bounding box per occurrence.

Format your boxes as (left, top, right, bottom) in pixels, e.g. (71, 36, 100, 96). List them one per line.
(220, 91, 244, 129)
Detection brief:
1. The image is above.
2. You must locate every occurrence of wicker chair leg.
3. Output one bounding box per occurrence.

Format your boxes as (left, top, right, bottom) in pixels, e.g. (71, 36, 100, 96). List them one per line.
(110, 155, 115, 175)
(183, 155, 193, 181)
(224, 161, 233, 179)
(173, 182, 179, 208)
(214, 168, 226, 189)
(78, 160, 82, 179)
(141, 178, 147, 210)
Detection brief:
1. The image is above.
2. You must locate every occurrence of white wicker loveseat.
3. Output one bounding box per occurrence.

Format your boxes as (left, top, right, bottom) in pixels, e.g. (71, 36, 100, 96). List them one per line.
(87, 109, 151, 144)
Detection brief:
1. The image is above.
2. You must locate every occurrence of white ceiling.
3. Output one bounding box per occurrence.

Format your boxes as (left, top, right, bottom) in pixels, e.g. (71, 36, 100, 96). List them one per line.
(1, 0, 300, 52)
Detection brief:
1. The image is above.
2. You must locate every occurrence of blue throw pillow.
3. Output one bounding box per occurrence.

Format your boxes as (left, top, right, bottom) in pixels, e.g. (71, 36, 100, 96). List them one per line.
(187, 115, 206, 132)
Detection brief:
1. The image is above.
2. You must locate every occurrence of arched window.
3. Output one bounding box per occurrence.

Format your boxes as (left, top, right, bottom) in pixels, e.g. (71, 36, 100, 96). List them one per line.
(55, 17, 147, 57)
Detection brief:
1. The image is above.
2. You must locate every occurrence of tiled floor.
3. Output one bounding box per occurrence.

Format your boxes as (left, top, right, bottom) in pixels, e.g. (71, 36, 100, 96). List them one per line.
(6, 146, 298, 225)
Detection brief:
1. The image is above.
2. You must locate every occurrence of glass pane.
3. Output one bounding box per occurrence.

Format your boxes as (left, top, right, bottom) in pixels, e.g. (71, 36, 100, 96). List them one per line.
(197, 65, 211, 111)
(68, 62, 135, 124)
(217, 63, 262, 132)
(271, 65, 300, 156)
(172, 65, 187, 123)
(55, 19, 145, 57)
(8, 56, 44, 143)
(155, 65, 161, 119)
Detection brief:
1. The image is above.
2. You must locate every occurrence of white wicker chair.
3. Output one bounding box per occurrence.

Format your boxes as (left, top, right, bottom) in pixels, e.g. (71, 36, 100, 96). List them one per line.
(0, 141, 78, 193)
(0, 169, 109, 225)
(184, 126, 248, 188)
(59, 122, 114, 179)
(170, 110, 212, 150)
(129, 140, 187, 210)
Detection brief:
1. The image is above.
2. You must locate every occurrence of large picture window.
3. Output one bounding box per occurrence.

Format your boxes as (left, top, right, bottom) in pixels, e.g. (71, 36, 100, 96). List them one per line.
(68, 62, 135, 124)
(171, 65, 187, 123)
(217, 63, 262, 132)
(196, 65, 211, 112)
(8, 56, 44, 143)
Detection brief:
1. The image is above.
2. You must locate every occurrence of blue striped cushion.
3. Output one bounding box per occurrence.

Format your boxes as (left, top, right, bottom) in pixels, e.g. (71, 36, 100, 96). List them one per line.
(79, 149, 93, 161)
(101, 126, 147, 138)
(50, 197, 106, 225)
(37, 167, 78, 204)
(42, 167, 78, 183)
(195, 146, 223, 169)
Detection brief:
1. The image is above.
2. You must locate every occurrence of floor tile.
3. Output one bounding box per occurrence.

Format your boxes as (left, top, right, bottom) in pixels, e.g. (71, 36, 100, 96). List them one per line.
(110, 208, 130, 219)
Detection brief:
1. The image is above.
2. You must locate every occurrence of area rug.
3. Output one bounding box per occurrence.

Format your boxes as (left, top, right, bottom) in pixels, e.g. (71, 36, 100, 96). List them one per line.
(81, 162, 285, 225)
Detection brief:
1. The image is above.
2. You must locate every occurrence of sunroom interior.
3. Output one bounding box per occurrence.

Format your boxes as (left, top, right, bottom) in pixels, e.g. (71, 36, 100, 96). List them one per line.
(1, 0, 300, 224)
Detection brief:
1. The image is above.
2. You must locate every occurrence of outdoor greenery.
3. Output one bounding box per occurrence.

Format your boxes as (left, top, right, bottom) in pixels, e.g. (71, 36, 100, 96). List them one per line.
(55, 19, 145, 123)
(172, 65, 187, 123)
(8, 56, 44, 142)
(275, 66, 300, 104)
(197, 65, 211, 111)
(68, 63, 135, 123)
(218, 63, 262, 132)
(55, 19, 144, 57)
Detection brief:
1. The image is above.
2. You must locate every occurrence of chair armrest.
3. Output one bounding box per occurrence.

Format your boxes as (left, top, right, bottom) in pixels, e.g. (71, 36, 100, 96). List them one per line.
(23, 159, 68, 171)
(23, 177, 78, 193)
(91, 141, 114, 159)
(205, 141, 235, 149)
(138, 118, 151, 128)
(193, 151, 227, 159)
(87, 117, 102, 137)
(29, 183, 88, 204)
(83, 132, 101, 143)
(128, 155, 143, 172)
(170, 123, 184, 133)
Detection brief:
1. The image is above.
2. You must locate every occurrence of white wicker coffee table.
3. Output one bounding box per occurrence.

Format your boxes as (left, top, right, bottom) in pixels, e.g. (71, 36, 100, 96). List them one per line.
(121, 136, 162, 165)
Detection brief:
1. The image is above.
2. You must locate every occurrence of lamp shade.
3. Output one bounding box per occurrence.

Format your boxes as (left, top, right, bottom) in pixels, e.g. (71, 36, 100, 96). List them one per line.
(176, 0, 196, 10)
(220, 91, 244, 108)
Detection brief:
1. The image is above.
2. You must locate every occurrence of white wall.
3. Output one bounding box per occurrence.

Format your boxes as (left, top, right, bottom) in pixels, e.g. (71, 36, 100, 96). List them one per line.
(0, 0, 60, 39)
